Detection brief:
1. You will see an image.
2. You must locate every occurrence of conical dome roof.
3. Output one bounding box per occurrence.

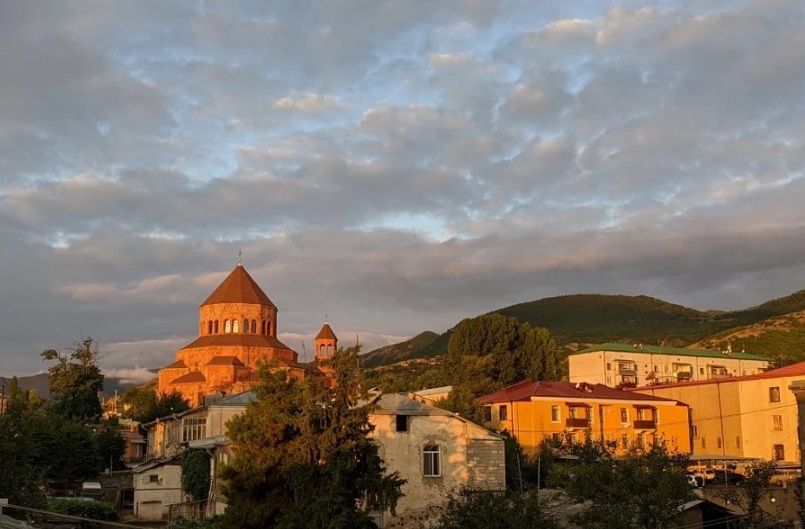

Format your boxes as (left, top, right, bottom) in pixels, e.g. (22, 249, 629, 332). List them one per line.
(315, 322, 337, 341)
(201, 264, 276, 307)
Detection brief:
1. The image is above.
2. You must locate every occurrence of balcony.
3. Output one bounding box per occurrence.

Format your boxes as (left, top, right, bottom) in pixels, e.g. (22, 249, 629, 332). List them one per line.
(566, 418, 591, 428)
(633, 420, 656, 430)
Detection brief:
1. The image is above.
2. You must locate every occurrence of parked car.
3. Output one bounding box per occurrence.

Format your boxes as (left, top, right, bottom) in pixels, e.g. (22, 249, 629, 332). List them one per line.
(80, 481, 103, 501)
(769, 468, 801, 487)
(687, 465, 716, 481)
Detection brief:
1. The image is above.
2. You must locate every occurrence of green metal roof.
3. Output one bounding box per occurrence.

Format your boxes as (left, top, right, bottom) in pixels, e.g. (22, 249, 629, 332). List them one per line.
(572, 342, 770, 361)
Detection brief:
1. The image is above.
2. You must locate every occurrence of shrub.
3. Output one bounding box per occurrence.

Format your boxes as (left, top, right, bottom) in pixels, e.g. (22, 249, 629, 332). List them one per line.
(47, 498, 120, 521)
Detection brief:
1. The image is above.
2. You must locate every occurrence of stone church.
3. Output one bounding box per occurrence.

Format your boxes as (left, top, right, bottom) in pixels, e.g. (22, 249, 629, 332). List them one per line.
(157, 263, 337, 406)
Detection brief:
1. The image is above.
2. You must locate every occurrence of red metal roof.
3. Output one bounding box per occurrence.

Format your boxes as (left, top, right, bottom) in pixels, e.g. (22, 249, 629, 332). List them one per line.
(315, 323, 337, 341)
(206, 356, 245, 366)
(170, 371, 207, 384)
(479, 380, 678, 405)
(632, 360, 805, 391)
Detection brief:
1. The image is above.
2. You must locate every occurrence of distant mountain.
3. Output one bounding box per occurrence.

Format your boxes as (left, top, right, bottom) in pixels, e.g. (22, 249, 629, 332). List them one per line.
(0, 372, 147, 399)
(361, 331, 442, 368)
(360, 290, 805, 368)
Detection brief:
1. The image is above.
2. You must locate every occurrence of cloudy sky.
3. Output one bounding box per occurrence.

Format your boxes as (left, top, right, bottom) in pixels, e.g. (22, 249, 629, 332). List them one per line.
(2, 0, 804, 380)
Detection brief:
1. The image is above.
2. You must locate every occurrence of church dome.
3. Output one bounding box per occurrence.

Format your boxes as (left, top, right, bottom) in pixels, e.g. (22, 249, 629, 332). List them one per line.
(201, 263, 276, 307)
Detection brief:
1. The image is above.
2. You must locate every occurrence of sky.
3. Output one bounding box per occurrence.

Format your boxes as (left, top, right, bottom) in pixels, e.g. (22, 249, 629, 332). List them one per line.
(2, 0, 805, 382)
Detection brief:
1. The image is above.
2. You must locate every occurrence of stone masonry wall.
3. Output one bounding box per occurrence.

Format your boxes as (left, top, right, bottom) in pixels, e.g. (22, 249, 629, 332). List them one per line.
(467, 438, 506, 491)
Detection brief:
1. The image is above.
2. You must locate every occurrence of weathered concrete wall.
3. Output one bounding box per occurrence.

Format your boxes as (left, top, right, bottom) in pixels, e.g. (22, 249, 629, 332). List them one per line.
(133, 462, 183, 521)
(467, 438, 505, 490)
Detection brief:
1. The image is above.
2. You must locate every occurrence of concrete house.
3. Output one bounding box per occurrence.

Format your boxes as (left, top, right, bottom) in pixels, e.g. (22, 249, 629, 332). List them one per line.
(369, 393, 505, 529)
(569, 343, 769, 388)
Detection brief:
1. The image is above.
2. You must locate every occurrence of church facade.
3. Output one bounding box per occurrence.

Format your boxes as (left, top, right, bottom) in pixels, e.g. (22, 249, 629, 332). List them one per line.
(157, 263, 337, 406)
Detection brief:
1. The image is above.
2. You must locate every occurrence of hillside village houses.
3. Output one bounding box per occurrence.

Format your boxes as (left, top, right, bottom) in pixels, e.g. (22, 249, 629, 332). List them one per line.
(569, 343, 770, 388)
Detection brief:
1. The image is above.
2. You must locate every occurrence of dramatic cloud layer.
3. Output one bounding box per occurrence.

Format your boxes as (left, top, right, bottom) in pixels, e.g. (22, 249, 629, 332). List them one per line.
(2, 0, 805, 375)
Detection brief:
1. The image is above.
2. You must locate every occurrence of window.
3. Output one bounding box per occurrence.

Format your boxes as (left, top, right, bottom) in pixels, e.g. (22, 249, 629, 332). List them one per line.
(621, 434, 629, 449)
(551, 405, 560, 423)
(773, 415, 783, 431)
(769, 387, 781, 403)
(224, 319, 231, 333)
(699, 367, 704, 375)
(326, 344, 333, 355)
(423, 445, 441, 477)
(214, 320, 219, 334)
(736, 436, 741, 449)
(620, 407, 628, 423)
(395, 415, 408, 432)
(606, 363, 612, 371)
(251, 320, 256, 334)
(182, 418, 207, 442)
(499, 405, 508, 421)
(207, 321, 213, 335)
(267, 321, 272, 335)
(484, 406, 492, 422)
(243, 319, 249, 333)
(232, 319, 239, 333)
(692, 425, 699, 438)
(773, 444, 785, 461)
(149, 475, 159, 484)
(262, 320, 267, 334)
(635, 434, 645, 450)
(551, 433, 561, 442)
(702, 437, 706, 449)
(717, 436, 722, 449)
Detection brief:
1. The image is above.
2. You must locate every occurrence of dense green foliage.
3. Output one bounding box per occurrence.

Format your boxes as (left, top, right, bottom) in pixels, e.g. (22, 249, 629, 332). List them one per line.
(41, 337, 105, 422)
(120, 384, 190, 423)
(182, 449, 212, 501)
(553, 437, 693, 529)
(433, 489, 558, 529)
(362, 358, 450, 394)
(221, 346, 405, 529)
(47, 498, 120, 521)
(697, 314, 805, 367)
(438, 315, 561, 421)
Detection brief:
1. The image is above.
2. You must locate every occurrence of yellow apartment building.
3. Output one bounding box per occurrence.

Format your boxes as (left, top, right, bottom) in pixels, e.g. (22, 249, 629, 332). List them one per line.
(634, 361, 805, 465)
(479, 381, 691, 456)
(569, 343, 769, 388)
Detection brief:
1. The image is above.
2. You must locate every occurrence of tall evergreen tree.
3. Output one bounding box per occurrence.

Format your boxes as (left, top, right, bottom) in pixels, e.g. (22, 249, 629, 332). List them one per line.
(221, 346, 405, 529)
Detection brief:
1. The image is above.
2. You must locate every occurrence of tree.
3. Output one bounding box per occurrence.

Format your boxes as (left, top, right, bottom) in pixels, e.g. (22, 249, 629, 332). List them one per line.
(721, 461, 781, 527)
(441, 314, 561, 417)
(120, 386, 190, 424)
(221, 347, 405, 529)
(182, 449, 211, 502)
(554, 437, 694, 529)
(41, 336, 105, 422)
(434, 488, 558, 529)
(94, 419, 127, 471)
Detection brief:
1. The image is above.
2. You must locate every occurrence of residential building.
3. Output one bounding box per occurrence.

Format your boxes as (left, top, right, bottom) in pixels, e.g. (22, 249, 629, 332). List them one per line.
(134, 392, 253, 521)
(479, 381, 692, 456)
(634, 361, 805, 464)
(369, 393, 505, 529)
(407, 385, 452, 406)
(569, 343, 769, 388)
(157, 262, 338, 406)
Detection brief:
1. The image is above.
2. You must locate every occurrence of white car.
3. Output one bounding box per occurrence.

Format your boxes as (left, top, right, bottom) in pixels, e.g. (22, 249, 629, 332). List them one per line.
(686, 474, 705, 488)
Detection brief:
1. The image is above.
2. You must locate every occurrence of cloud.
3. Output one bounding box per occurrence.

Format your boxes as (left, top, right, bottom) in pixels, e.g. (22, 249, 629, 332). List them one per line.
(1, 0, 805, 376)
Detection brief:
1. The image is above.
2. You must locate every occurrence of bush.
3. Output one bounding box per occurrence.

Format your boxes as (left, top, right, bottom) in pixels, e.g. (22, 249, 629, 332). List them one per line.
(433, 489, 558, 529)
(47, 498, 120, 521)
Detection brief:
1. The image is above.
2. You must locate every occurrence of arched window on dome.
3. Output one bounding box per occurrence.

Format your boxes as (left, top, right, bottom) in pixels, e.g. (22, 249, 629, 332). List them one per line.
(214, 320, 219, 334)
(251, 320, 256, 334)
(261, 320, 266, 335)
(200, 323, 203, 335)
(319, 344, 326, 356)
(233, 320, 239, 333)
(326, 344, 333, 356)
(224, 320, 231, 334)
(208, 321, 213, 335)
(267, 321, 272, 336)
(243, 319, 248, 334)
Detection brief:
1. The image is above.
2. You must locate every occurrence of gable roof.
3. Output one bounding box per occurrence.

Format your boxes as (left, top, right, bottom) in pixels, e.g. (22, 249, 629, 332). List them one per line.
(479, 380, 680, 405)
(573, 342, 769, 361)
(206, 355, 244, 366)
(170, 371, 207, 384)
(201, 264, 276, 307)
(162, 359, 188, 369)
(634, 359, 805, 391)
(315, 323, 337, 341)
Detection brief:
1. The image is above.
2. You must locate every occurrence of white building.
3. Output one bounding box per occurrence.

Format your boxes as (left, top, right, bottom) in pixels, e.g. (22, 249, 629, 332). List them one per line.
(369, 393, 505, 529)
(569, 343, 769, 389)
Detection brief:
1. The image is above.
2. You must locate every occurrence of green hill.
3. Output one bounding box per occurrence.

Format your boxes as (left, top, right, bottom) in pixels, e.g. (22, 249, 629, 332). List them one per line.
(360, 331, 442, 368)
(360, 290, 805, 368)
